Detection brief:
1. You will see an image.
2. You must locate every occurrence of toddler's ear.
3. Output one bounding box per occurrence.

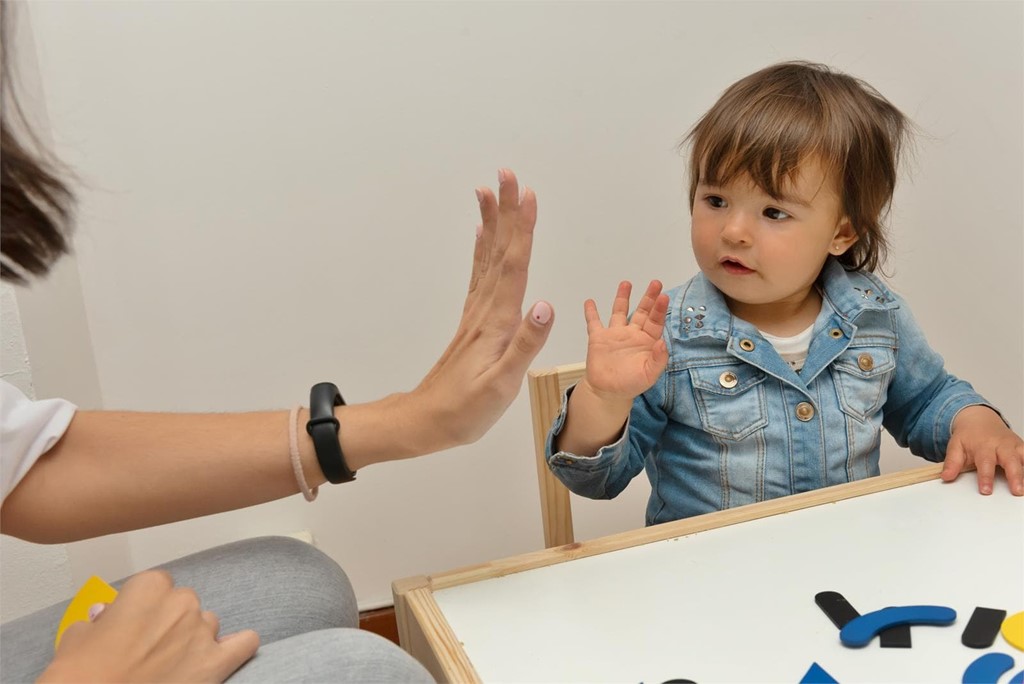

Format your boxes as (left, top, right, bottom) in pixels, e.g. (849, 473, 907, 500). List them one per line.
(830, 217, 858, 255)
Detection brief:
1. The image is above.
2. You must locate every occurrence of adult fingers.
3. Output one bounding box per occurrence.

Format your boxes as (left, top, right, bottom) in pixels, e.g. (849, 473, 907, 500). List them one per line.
(496, 168, 521, 217)
(202, 610, 221, 638)
(495, 301, 555, 386)
(467, 222, 485, 299)
(123, 569, 174, 596)
(488, 183, 536, 314)
(56, 618, 92, 652)
(470, 186, 498, 296)
(212, 629, 260, 681)
(489, 168, 520, 259)
(88, 603, 108, 622)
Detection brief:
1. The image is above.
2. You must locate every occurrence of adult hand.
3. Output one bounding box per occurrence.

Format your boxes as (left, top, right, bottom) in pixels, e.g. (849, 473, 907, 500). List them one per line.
(409, 168, 554, 448)
(38, 571, 258, 683)
(941, 405, 1024, 496)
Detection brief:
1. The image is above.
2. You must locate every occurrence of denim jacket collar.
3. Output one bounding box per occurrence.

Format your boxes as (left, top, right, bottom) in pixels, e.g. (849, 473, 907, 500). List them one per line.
(817, 258, 899, 322)
(668, 258, 900, 389)
(671, 258, 898, 342)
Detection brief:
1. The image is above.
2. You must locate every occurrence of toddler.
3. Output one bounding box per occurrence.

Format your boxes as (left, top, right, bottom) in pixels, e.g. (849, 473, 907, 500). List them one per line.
(547, 62, 1023, 525)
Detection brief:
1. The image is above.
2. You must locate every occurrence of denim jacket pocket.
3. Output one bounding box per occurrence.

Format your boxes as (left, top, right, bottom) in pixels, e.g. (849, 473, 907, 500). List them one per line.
(831, 347, 896, 422)
(690, 365, 768, 440)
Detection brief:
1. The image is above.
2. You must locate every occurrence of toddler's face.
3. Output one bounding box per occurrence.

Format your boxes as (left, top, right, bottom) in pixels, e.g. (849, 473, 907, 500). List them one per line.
(690, 157, 855, 327)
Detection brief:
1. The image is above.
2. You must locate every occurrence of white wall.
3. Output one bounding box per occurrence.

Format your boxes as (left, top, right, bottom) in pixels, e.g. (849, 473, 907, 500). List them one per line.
(7, 0, 1022, 615)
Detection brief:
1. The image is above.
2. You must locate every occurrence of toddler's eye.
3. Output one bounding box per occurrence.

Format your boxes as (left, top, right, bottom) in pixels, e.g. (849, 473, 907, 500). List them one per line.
(705, 195, 726, 208)
(764, 207, 790, 220)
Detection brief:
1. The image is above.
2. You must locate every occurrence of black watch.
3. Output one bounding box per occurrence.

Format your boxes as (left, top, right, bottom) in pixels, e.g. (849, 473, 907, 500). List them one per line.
(306, 382, 356, 484)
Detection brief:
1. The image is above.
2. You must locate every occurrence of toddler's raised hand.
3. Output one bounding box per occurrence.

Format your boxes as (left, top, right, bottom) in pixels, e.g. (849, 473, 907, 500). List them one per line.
(582, 280, 670, 402)
(555, 280, 670, 457)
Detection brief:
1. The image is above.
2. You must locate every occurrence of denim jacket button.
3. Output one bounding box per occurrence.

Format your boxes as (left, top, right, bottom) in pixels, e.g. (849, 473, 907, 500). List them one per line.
(858, 353, 874, 371)
(719, 371, 738, 389)
(739, 339, 755, 352)
(829, 328, 844, 339)
(796, 402, 815, 421)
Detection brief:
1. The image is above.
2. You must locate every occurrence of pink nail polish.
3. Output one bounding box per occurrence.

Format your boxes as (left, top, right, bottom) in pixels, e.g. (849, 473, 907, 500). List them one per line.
(532, 301, 552, 325)
(498, 168, 507, 185)
(88, 603, 107, 621)
(476, 223, 482, 239)
(475, 188, 483, 204)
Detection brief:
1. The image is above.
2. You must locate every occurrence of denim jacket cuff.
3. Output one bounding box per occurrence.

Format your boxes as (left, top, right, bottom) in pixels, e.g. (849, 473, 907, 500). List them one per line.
(933, 395, 1004, 458)
(545, 383, 629, 470)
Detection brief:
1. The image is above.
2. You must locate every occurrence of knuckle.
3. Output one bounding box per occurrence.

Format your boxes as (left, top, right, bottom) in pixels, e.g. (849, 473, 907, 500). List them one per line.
(135, 569, 174, 592)
(513, 332, 536, 357)
(203, 610, 221, 631)
(172, 586, 201, 612)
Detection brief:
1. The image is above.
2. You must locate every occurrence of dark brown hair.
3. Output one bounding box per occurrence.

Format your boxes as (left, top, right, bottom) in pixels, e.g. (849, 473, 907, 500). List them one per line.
(1, 0, 74, 284)
(684, 61, 910, 273)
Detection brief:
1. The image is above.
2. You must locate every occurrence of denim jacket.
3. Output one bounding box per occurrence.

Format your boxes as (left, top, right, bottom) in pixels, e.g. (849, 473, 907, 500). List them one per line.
(546, 259, 994, 525)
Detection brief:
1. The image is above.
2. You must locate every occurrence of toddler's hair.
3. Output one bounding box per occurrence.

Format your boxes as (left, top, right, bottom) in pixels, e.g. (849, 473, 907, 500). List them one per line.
(684, 61, 910, 273)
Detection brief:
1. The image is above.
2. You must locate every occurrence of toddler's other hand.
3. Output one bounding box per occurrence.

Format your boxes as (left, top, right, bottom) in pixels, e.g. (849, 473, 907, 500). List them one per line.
(942, 405, 1024, 496)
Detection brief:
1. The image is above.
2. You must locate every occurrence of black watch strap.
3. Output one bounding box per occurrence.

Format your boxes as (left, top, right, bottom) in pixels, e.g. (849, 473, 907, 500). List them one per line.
(306, 382, 356, 484)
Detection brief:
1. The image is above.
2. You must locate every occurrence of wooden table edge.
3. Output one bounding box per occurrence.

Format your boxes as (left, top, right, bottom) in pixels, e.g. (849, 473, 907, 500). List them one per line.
(392, 463, 947, 682)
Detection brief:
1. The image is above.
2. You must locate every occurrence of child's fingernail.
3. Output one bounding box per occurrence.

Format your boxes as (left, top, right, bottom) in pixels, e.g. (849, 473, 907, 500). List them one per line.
(475, 188, 483, 205)
(531, 301, 552, 325)
(88, 603, 107, 621)
(982, 484, 992, 495)
(498, 168, 507, 185)
(476, 223, 482, 239)
(519, 184, 528, 203)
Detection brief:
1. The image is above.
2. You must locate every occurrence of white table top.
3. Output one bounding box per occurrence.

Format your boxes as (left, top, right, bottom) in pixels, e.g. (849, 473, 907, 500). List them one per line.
(433, 476, 1024, 683)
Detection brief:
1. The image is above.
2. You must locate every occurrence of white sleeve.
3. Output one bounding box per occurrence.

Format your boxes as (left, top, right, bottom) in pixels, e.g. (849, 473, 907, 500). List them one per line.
(1, 380, 77, 503)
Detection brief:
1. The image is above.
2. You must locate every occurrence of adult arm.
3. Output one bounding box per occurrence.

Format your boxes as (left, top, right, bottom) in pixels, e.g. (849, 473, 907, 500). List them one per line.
(1, 169, 554, 543)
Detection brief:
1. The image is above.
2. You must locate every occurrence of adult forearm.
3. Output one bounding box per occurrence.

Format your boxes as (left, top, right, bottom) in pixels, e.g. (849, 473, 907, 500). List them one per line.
(3, 408, 316, 542)
(0, 393, 441, 543)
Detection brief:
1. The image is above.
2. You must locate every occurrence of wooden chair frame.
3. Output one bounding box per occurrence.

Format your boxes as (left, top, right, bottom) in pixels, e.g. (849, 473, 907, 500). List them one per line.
(527, 362, 585, 548)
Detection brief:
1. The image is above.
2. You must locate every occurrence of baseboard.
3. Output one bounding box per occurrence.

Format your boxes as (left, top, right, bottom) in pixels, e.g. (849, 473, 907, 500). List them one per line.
(359, 605, 399, 645)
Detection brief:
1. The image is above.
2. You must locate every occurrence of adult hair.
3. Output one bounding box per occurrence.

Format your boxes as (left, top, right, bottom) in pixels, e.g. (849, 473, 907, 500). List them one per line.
(684, 61, 911, 273)
(1, 0, 74, 284)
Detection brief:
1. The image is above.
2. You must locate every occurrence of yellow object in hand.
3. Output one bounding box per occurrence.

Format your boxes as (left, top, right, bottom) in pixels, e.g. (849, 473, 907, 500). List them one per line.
(54, 576, 118, 650)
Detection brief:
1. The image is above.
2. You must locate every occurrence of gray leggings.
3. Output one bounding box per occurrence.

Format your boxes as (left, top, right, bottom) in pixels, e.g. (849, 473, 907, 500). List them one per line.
(0, 537, 433, 683)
